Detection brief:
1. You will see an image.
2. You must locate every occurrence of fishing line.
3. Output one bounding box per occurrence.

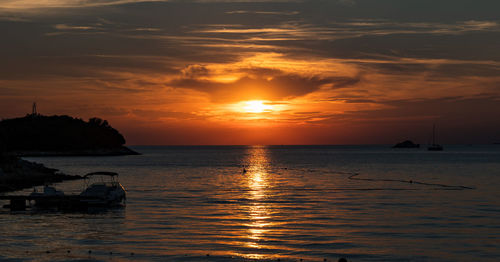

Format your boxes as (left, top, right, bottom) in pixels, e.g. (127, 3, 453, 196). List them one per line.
(344, 172, 475, 190)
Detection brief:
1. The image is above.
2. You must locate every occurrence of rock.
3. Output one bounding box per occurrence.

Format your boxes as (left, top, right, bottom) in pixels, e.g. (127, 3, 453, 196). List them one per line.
(0, 155, 81, 193)
(393, 140, 420, 148)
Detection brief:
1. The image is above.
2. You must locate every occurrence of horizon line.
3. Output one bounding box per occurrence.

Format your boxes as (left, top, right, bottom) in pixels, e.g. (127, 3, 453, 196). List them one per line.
(126, 143, 499, 146)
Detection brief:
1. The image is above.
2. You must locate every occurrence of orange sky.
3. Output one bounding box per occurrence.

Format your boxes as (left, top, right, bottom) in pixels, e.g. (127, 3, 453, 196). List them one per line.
(1, 1, 499, 144)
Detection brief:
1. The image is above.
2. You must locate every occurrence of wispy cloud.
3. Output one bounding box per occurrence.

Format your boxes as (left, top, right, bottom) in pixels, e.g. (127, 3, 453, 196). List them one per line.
(131, 27, 162, 32)
(225, 10, 299, 15)
(0, 0, 164, 10)
(54, 24, 97, 30)
(192, 19, 500, 44)
(0, 0, 301, 10)
(0, 14, 30, 21)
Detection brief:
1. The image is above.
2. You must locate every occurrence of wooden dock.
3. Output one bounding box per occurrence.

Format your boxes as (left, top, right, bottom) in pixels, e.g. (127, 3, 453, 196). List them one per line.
(0, 195, 108, 211)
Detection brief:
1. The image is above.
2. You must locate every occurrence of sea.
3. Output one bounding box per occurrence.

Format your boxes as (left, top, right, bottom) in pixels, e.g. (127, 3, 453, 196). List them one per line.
(1, 145, 499, 262)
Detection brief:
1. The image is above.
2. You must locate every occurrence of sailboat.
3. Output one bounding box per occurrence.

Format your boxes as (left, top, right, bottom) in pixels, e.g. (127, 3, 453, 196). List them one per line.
(428, 124, 443, 151)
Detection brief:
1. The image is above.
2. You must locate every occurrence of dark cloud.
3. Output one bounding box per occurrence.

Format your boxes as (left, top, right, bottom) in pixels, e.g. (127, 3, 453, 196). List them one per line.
(343, 99, 376, 104)
(169, 74, 325, 101)
(2, 1, 499, 83)
(169, 67, 361, 101)
(0, 55, 180, 81)
(181, 64, 210, 78)
(131, 109, 198, 120)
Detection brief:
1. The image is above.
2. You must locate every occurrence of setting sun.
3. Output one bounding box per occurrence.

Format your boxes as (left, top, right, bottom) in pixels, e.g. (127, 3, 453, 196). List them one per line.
(242, 100, 273, 113)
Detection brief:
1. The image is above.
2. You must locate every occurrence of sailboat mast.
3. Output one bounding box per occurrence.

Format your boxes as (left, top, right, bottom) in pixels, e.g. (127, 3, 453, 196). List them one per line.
(432, 124, 436, 145)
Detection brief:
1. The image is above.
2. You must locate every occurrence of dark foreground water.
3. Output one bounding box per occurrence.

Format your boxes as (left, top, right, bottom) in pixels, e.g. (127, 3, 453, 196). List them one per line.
(1, 145, 499, 261)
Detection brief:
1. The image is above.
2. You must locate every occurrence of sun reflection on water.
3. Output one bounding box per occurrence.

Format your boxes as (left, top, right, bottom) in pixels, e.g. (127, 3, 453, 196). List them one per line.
(239, 146, 274, 259)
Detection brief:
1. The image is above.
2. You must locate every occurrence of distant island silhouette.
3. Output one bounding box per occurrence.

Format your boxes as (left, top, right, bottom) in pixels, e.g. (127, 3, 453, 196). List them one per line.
(0, 114, 138, 156)
(393, 140, 420, 148)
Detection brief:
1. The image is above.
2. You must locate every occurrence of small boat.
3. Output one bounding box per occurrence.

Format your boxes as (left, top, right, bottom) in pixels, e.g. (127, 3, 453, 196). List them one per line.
(428, 144, 443, 151)
(29, 185, 65, 208)
(30, 185, 64, 197)
(428, 124, 443, 151)
(3, 172, 126, 211)
(80, 172, 126, 207)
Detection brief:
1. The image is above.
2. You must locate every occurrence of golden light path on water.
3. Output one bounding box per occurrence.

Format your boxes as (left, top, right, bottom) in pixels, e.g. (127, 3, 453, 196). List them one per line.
(237, 146, 273, 260)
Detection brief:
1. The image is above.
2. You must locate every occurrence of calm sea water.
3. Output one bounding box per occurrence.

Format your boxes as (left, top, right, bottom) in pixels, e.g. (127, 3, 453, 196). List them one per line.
(1, 145, 499, 261)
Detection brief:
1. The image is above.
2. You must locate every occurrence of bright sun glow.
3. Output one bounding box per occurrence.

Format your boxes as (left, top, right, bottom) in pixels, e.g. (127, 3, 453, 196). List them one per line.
(242, 100, 273, 113)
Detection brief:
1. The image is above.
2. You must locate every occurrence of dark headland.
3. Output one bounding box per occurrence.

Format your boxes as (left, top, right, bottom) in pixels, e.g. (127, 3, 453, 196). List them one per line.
(0, 114, 139, 156)
(0, 113, 138, 193)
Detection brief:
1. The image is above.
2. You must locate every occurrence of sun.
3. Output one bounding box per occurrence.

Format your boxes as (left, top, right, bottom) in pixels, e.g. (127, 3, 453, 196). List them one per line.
(242, 100, 272, 113)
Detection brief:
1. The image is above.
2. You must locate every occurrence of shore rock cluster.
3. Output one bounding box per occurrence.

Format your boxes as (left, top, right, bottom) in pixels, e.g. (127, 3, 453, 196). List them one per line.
(0, 155, 80, 193)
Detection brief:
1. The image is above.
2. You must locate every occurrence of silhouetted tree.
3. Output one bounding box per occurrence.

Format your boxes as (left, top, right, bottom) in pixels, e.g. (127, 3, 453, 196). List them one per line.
(89, 117, 103, 126)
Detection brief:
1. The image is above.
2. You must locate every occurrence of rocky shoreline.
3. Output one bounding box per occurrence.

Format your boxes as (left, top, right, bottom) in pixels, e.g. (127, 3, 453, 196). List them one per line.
(0, 156, 81, 193)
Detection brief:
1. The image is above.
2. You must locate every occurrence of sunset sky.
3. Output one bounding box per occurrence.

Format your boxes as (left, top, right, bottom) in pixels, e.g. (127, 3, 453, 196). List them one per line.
(1, 0, 499, 145)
